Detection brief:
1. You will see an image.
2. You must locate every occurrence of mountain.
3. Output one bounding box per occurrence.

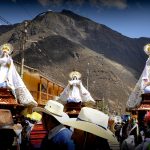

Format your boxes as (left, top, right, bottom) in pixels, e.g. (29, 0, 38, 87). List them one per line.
(0, 9, 150, 114)
(0, 24, 17, 35)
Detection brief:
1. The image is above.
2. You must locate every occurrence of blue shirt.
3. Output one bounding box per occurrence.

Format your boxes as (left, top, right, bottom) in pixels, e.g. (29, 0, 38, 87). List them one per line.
(41, 125, 75, 150)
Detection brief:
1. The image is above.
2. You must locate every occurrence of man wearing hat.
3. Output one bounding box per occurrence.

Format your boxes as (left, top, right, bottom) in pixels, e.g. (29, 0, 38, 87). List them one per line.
(33, 100, 75, 150)
(64, 107, 118, 150)
(0, 109, 22, 150)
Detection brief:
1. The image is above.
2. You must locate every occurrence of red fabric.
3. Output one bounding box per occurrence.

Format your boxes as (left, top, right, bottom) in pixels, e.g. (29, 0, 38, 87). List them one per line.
(144, 111, 150, 122)
(29, 123, 47, 146)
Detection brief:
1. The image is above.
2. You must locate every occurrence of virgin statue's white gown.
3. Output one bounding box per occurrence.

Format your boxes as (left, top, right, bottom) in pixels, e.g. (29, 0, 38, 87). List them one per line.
(59, 79, 95, 103)
(127, 57, 150, 109)
(0, 54, 37, 106)
(0, 54, 11, 87)
(141, 58, 150, 93)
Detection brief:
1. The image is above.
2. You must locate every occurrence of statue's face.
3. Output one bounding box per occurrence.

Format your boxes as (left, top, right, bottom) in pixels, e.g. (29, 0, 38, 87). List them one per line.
(72, 76, 78, 80)
(144, 44, 150, 56)
(2, 47, 10, 54)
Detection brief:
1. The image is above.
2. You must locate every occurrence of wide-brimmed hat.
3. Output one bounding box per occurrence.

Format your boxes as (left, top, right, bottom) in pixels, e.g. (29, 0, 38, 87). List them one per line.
(64, 107, 117, 143)
(69, 71, 81, 79)
(144, 44, 150, 56)
(0, 43, 13, 55)
(33, 100, 69, 124)
(0, 109, 22, 135)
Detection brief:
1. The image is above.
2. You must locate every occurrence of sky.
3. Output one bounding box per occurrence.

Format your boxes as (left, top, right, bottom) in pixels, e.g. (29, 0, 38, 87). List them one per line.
(0, 0, 150, 38)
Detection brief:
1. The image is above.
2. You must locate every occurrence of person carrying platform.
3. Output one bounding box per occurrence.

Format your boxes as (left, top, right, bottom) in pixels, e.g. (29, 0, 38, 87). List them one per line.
(63, 107, 118, 150)
(33, 100, 75, 150)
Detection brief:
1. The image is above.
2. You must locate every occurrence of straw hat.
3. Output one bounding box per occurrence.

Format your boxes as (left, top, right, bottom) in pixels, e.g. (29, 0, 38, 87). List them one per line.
(0, 109, 14, 129)
(0, 109, 22, 136)
(33, 100, 69, 124)
(0, 43, 13, 55)
(69, 71, 81, 79)
(144, 44, 150, 56)
(64, 107, 117, 143)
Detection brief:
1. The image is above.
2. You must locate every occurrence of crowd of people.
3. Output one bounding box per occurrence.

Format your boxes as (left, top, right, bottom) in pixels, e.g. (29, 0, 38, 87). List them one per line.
(113, 113, 150, 150)
(0, 100, 117, 150)
(1, 102, 150, 150)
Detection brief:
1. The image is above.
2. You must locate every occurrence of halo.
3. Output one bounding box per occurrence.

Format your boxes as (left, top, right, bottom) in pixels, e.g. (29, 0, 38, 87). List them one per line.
(69, 71, 81, 79)
(0, 43, 13, 55)
(144, 44, 150, 56)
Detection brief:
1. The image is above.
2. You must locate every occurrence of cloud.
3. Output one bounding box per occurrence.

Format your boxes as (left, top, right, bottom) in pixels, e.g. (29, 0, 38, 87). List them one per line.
(38, 0, 64, 6)
(90, 0, 128, 9)
(37, 0, 127, 9)
(38, 0, 50, 6)
(65, 0, 85, 6)
(12, 0, 17, 2)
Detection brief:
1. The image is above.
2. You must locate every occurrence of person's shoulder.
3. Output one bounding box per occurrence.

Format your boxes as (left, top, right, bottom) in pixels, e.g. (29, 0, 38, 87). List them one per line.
(143, 140, 150, 149)
(60, 128, 72, 136)
(55, 128, 72, 140)
(135, 143, 143, 150)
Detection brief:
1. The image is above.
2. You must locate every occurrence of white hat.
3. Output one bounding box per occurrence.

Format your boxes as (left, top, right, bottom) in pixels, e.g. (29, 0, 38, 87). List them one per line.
(0, 43, 13, 55)
(69, 71, 81, 79)
(64, 107, 117, 143)
(33, 100, 69, 124)
(144, 44, 150, 56)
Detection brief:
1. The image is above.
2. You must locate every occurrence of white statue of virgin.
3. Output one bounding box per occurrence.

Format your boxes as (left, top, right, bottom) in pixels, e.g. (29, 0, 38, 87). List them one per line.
(59, 71, 95, 104)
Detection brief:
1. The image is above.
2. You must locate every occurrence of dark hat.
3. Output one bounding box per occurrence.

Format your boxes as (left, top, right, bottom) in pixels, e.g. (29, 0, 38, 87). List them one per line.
(0, 109, 14, 129)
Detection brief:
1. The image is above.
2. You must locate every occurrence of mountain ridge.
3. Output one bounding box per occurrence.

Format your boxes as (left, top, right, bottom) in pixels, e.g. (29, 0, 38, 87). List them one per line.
(0, 10, 150, 113)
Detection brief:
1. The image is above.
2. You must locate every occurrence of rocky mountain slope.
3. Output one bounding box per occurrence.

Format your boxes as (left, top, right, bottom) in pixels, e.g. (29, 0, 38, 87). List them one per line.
(0, 9, 150, 113)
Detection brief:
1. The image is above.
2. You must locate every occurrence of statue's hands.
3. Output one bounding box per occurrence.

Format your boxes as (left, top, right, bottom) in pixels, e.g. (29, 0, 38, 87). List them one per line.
(144, 81, 150, 88)
(145, 82, 150, 86)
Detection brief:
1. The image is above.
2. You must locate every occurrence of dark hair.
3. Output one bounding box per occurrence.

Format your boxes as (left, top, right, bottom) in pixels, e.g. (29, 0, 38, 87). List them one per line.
(42, 113, 60, 125)
(145, 129, 150, 138)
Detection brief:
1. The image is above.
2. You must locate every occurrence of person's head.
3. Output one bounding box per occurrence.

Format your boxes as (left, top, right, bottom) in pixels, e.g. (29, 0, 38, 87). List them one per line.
(72, 128, 108, 150)
(0, 109, 14, 129)
(0, 109, 22, 136)
(145, 129, 150, 138)
(42, 112, 60, 130)
(33, 100, 69, 130)
(64, 107, 117, 146)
